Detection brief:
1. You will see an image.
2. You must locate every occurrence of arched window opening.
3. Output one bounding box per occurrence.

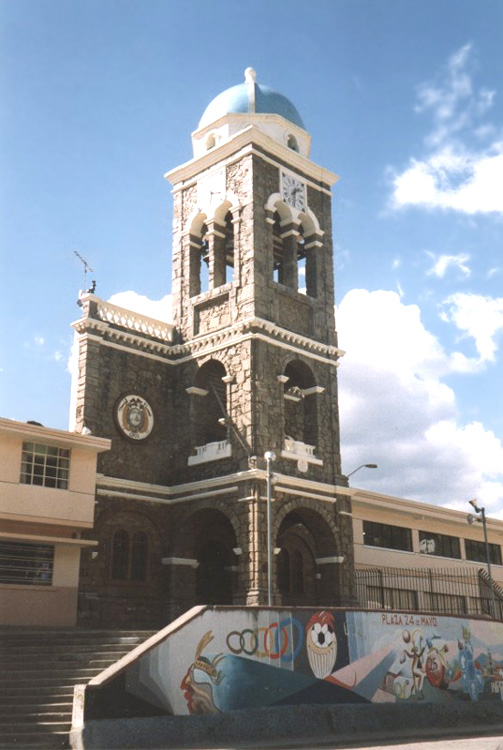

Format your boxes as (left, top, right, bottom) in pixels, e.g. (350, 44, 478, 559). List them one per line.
(297, 221, 318, 297)
(296, 225, 306, 294)
(196, 540, 233, 604)
(224, 212, 235, 284)
(194, 360, 228, 446)
(272, 211, 284, 284)
(190, 223, 209, 297)
(287, 134, 299, 152)
(131, 531, 148, 582)
(206, 133, 216, 150)
(111, 530, 129, 581)
(283, 361, 318, 447)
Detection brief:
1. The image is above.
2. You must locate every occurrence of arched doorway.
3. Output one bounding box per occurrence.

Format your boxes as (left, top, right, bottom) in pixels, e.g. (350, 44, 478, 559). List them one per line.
(276, 506, 340, 606)
(172, 508, 238, 610)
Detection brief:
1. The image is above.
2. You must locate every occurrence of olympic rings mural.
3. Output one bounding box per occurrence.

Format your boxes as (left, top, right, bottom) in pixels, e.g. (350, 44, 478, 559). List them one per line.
(226, 618, 304, 662)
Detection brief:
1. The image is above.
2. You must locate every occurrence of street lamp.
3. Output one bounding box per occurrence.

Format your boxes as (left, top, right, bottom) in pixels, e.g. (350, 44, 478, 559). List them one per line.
(346, 463, 378, 479)
(264, 450, 276, 607)
(467, 499, 497, 619)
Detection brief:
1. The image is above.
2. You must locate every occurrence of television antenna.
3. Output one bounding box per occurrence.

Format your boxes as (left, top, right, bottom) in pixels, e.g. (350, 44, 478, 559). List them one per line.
(74, 251, 94, 292)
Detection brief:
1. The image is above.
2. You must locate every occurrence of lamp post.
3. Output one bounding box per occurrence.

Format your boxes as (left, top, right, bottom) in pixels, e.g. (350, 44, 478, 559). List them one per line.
(264, 450, 276, 607)
(467, 499, 497, 619)
(346, 463, 378, 479)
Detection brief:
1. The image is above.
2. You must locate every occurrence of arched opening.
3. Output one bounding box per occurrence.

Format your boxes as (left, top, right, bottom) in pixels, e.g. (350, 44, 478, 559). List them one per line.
(193, 360, 228, 446)
(276, 507, 340, 606)
(272, 211, 285, 284)
(224, 212, 235, 284)
(295, 218, 318, 297)
(276, 512, 316, 605)
(190, 222, 209, 296)
(287, 134, 299, 152)
(173, 508, 238, 608)
(296, 224, 307, 294)
(283, 360, 318, 447)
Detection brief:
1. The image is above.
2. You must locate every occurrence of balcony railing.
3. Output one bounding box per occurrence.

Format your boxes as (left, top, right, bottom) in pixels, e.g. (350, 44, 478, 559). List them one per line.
(188, 440, 231, 466)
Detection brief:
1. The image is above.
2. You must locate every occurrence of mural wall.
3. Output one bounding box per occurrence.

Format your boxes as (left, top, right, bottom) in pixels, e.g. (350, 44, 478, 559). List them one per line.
(122, 608, 503, 715)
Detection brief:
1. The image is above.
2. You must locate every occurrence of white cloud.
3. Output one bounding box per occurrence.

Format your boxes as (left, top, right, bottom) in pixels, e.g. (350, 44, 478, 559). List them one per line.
(391, 45, 503, 215)
(426, 251, 471, 278)
(336, 289, 503, 512)
(34, 336, 44, 346)
(108, 291, 172, 322)
(441, 292, 503, 361)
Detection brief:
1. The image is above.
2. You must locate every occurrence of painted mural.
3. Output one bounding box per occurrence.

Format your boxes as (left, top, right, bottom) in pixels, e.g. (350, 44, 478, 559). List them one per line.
(123, 608, 503, 715)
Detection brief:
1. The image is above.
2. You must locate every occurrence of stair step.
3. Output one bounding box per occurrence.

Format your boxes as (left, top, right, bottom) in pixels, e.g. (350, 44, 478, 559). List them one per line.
(2, 658, 120, 671)
(0, 628, 157, 750)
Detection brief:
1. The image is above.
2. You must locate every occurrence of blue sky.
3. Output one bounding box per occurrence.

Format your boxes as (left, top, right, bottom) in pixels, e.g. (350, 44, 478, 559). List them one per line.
(1, 0, 502, 514)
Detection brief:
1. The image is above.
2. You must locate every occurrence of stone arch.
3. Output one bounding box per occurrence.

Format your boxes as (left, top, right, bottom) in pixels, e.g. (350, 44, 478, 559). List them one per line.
(192, 359, 228, 446)
(212, 198, 240, 287)
(296, 209, 322, 297)
(273, 500, 340, 606)
(186, 211, 209, 296)
(283, 359, 318, 446)
(186, 209, 208, 237)
(173, 507, 239, 605)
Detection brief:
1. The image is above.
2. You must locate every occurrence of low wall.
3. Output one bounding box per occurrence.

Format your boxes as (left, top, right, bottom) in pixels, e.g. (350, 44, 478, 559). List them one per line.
(82, 606, 503, 720)
(0, 585, 78, 626)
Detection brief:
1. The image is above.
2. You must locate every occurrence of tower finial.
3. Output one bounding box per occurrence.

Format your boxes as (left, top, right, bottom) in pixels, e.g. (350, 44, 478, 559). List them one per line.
(244, 67, 257, 83)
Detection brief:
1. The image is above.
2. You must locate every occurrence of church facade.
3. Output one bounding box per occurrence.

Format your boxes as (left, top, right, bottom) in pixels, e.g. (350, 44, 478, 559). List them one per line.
(72, 69, 355, 628)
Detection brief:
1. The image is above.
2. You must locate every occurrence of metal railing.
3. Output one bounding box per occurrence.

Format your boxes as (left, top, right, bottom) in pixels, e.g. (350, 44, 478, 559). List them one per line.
(354, 565, 503, 619)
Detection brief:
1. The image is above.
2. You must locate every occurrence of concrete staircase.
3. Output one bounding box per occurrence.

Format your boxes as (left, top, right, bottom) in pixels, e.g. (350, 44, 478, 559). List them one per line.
(0, 628, 156, 749)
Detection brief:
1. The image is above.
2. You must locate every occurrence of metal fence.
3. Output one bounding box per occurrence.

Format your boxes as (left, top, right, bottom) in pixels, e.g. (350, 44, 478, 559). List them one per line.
(354, 565, 503, 620)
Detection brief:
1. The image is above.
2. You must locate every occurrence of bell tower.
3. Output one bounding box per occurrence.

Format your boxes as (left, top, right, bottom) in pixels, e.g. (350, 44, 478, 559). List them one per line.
(167, 68, 345, 485)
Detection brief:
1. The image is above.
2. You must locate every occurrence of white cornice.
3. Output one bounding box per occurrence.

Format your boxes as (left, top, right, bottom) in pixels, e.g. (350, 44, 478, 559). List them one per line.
(96, 470, 349, 504)
(0, 530, 97, 548)
(0, 417, 111, 453)
(351, 487, 503, 532)
(73, 306, 344, 366)
(165, 125, 338, 190)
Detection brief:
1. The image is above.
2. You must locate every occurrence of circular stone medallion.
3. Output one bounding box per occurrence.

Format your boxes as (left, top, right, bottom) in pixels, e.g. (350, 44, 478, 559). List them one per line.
(116, 395, 154, 440)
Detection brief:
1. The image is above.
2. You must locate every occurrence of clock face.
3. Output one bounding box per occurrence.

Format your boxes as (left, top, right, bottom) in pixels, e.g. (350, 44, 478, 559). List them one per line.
(281, 173, 306, 211)
(116, 395, 154, 440)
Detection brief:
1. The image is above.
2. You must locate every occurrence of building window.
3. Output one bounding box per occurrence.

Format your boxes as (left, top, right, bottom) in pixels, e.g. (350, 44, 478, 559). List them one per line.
(0, 540, 54, 586)
(425, 592, 467, 615)
(111, 530, 148, 582)
(363, 521, 413, 552)
(20, 442, 70, 489)
(419, 531, 461, 559)
(131, 532, 148, 581)
(368, 585, 418, 610)
(465, 538, 502, 566)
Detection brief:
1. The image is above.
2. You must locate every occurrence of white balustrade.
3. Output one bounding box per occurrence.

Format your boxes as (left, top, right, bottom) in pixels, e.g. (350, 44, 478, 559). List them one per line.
(188, 440, 232, 466)
(95, 299, 174, 343)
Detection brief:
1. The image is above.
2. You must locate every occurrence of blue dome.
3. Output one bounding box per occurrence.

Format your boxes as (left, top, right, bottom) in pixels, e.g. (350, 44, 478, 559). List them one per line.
(199, 76, 306, 131)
